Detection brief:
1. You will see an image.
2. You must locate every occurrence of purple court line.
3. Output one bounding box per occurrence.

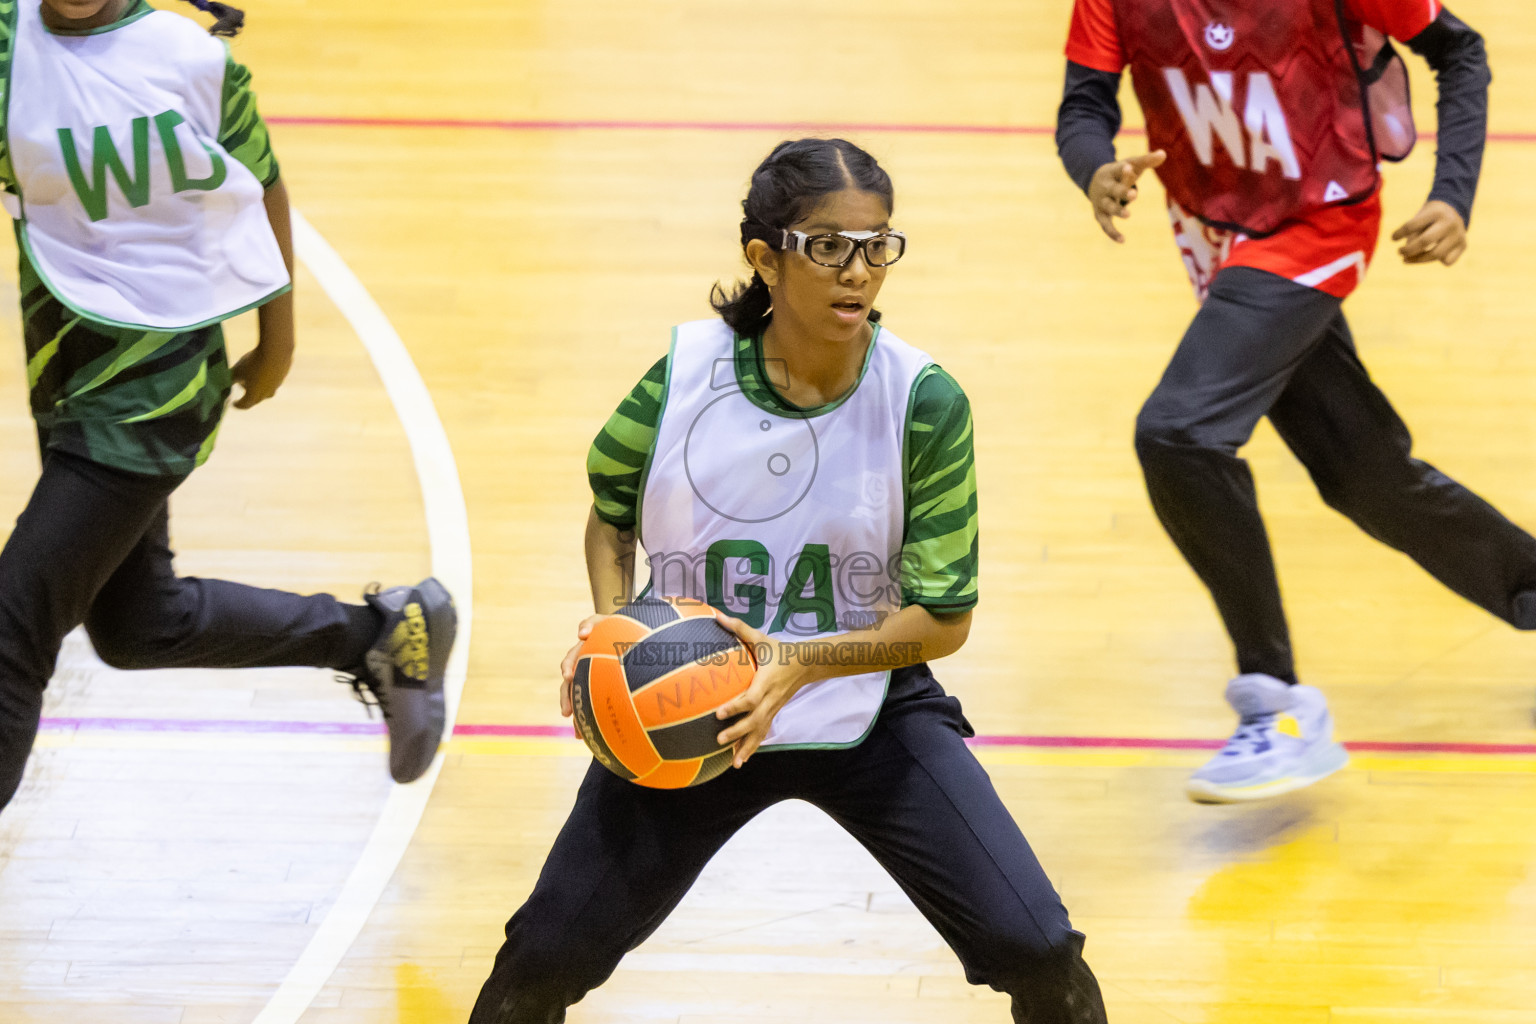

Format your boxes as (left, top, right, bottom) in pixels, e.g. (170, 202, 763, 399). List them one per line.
(265, 113, 1536, 145)
(39, 716, 385, 735)
(38, 718, 1535, 755)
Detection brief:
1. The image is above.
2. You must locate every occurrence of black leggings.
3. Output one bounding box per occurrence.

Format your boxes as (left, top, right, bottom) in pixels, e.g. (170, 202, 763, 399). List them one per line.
(1135, 266, 1536, 681)
(470, 666, 1107, 1024)
(0, 449, 380, 812)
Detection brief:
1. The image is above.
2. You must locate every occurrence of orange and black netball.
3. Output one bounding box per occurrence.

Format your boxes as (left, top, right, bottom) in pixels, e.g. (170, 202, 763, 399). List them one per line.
(570, 597, 757, 788)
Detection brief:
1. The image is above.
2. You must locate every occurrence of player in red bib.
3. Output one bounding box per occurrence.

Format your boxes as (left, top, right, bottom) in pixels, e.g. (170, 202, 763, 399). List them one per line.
(1057, 0, 1536, 803)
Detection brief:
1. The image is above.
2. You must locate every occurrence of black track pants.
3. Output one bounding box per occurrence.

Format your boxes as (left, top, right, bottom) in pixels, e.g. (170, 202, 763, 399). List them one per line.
(1134, 266, 1536, 681)
(469, 666, 1107, 1024)
(0, 450, 380, 812)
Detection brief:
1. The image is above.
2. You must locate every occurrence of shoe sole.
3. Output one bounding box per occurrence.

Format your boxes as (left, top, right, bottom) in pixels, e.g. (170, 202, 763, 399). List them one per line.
(1184, 741, 1350, 804)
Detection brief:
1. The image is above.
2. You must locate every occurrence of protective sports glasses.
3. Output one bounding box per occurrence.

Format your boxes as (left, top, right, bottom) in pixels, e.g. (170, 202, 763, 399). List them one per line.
(780, 229, 907, 268)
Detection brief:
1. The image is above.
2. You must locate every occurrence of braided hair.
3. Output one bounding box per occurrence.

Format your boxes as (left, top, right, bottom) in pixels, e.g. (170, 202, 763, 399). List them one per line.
(710, 138, 894, 338)
(181, 0, 245, 36)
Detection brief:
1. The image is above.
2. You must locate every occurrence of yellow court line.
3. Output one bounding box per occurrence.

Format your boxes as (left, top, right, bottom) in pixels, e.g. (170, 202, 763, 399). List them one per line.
(1348, 754, 1536, 775)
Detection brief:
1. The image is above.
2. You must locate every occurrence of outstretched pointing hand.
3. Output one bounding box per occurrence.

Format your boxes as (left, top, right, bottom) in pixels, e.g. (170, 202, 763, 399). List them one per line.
(1088, 150, 1167, 243)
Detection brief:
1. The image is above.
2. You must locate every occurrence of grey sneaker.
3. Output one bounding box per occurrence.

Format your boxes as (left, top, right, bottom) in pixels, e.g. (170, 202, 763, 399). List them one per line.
(349, 577, 456, 783)
(1185, 674, 1349, 804)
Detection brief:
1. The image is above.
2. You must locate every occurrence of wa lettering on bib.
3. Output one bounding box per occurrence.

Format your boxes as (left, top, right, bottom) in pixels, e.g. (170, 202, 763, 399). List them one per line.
(3, 2, 288, 330)
(638, 320, 933, 749)
(1114, 0, 1413, 236)
(1160, 68, 1301, 182)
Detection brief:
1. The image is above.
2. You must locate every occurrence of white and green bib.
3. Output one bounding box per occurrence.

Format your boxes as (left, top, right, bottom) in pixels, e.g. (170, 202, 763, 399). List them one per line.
(3, 1, 287, 330)
(639, 319, 934, 749)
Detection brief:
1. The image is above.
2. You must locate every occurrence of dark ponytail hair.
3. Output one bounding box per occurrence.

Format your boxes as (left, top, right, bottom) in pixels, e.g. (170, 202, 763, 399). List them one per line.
(182, 0, 245, 36)
(710, 138, 894, 338)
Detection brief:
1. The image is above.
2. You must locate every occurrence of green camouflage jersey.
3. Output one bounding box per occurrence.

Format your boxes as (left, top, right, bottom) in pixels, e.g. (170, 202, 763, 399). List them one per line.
(2, 0, 282, 476)
(589, 331, 980, 613)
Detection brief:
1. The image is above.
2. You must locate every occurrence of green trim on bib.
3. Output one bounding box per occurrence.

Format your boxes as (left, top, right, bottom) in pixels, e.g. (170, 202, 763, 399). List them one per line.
(899, 362, 937, 570)
(756, 669, 892, 752)
(900, 361, 930, 530)
(19, 224, 289, 331)
(734, 324, 882, 420)
(632, 324, 677, 550)
(42, 0, 153, 36)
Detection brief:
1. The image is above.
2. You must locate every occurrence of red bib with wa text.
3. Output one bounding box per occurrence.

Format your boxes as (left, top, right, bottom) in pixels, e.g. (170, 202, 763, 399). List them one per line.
(1112, 0, 1407, 236)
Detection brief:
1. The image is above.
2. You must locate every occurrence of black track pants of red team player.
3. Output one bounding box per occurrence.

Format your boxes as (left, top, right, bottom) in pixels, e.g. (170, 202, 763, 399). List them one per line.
(1134, 266, 1536, 682)
(468, 665, 1107, 1024)
(0, 449, 381, 813)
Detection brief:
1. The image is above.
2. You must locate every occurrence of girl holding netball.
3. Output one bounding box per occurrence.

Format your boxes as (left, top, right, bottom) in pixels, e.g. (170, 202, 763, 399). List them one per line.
(1056, 0, 1528, 802)
(470, 139, 1107, 1024)
(0, 0, 455, 812)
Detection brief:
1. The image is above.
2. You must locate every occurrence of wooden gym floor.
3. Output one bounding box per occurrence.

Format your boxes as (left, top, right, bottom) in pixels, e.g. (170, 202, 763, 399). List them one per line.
(2, 0, 1535, 1021)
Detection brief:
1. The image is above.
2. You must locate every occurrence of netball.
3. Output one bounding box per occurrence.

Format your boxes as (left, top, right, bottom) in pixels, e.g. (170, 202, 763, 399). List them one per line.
(571, 597, 757, 788)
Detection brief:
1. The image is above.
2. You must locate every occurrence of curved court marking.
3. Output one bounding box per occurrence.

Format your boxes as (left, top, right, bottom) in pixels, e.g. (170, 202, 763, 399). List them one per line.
(248, 210, 475, 1024)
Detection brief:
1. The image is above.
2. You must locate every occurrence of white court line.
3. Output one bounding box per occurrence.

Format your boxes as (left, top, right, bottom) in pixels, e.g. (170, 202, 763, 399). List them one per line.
(250, 211, 475, 1024)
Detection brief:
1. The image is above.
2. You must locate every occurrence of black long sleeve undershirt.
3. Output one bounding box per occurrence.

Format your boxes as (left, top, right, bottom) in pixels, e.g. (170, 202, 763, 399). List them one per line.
(1053, 9, 1491, 224)
(1406, 9, 1490, 224)
(1055, 61, 1123, 196)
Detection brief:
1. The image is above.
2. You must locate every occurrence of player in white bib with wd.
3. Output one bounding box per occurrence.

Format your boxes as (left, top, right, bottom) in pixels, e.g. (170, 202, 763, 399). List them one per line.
(0, 0, 456, 814)
(470, 139, 1107, 1024)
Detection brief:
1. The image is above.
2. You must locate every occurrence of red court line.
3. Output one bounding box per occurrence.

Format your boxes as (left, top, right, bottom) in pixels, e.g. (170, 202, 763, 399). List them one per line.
(967, 734, 1536, 755)
(451, 723, 1536, 756)
(268, 115, 1058, 136)
(266, 113, 1536, 144)
(35, 717, 1536, 755)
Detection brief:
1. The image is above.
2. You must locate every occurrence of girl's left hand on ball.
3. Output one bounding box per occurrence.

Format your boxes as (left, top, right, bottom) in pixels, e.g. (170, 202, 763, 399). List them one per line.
(712, 614, 810, 768)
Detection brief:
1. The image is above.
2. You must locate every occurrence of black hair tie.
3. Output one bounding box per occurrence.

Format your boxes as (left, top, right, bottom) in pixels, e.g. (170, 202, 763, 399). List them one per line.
(184, 0, 245, 36)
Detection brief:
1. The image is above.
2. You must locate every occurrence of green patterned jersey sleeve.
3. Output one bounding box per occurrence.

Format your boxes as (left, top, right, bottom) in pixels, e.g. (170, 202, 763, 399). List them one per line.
(588, 355, 669, 529)
(0, 0, 16, 191)
(900, 365, 979, 612)
(219, 52, 280, 187)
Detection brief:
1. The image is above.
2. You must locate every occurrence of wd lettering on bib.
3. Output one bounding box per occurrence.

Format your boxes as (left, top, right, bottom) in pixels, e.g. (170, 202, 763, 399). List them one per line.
(58, 110, 228, 222)
(7, 1, 289, 329)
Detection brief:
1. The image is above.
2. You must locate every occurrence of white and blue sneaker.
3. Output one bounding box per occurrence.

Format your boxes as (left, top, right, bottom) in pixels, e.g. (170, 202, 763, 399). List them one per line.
(1185, 673, 1349, 804)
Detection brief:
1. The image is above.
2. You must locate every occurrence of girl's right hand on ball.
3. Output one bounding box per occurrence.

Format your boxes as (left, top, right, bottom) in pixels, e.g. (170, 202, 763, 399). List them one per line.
(559, 614, 609, 716)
